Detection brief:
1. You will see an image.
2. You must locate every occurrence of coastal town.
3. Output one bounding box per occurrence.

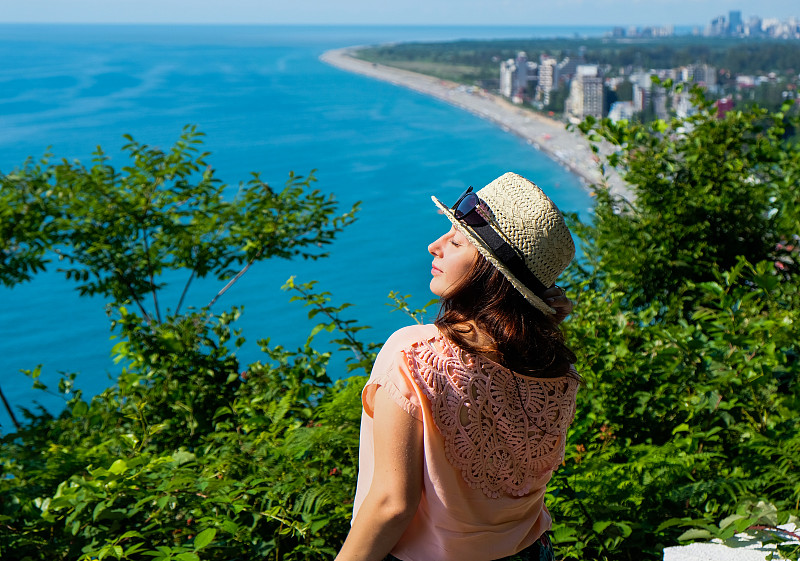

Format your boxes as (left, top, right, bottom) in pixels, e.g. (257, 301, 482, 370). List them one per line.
(327, 10, 799, 201)
(323, 11, 799, 199)
(502, 50, 730, 124)
(322, 47, 632, 198)
(499, 11, 800, 124)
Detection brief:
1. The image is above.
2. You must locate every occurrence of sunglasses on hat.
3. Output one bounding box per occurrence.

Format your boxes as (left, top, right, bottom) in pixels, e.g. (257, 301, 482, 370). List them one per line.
(452, 186, 487, 227)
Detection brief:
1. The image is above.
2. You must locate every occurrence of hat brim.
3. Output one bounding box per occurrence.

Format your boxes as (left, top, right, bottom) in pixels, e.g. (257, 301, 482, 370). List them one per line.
(431, 195, 556, 315)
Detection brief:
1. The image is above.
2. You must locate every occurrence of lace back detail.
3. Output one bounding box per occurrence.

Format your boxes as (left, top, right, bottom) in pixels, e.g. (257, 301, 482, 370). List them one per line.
(405, 335, 578, 498)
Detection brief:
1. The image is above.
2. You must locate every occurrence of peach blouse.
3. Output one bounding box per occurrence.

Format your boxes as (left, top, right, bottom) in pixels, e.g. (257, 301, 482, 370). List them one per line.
(352, 324, 578, 561)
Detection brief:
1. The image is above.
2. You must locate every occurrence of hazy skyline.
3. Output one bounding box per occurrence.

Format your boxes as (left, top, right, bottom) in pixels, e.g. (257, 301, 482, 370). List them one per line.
(1, 0, 798, 26)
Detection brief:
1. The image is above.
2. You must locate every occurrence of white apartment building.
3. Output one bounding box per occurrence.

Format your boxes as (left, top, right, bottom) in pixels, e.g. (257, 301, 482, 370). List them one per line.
(500, 59, 516, 98)
(565, 65, 604, 123)
(681, 64, 717, 87)
(499, 52, 531, 104)
(536, 56, 557, 105)
(633, 83, 650, 112)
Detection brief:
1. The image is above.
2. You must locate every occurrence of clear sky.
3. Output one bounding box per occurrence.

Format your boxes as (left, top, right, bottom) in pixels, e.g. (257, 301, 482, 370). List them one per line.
(0, 0, 797, 26)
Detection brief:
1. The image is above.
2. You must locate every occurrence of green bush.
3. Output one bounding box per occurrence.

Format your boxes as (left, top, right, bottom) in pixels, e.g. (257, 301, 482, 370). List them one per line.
(0, 130, 366, 560)
(2, 94, 799, 560)
(546, 91, 800, 560)
(548, 259, 800, 560)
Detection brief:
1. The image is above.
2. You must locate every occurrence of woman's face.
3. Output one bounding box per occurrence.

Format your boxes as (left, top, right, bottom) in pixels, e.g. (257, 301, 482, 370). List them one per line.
(428, 225, 478, 297)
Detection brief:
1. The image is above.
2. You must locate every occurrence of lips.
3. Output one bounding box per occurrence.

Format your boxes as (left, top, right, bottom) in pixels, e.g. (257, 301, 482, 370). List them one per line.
(431, 262, 443, 275)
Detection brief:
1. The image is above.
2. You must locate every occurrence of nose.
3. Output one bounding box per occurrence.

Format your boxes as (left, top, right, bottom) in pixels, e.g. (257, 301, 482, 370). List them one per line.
(428, 233, 446, 257)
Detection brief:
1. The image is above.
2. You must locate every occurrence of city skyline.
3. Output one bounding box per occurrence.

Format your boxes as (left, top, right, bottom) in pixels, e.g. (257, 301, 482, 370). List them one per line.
(1, 0, 798, 27)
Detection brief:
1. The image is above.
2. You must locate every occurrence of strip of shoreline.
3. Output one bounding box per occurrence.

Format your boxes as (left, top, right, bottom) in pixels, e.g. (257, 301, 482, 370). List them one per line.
(320, 47, 632, 201)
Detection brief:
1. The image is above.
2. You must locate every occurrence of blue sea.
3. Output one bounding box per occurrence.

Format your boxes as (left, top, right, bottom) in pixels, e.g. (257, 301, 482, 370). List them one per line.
(0, 24, 602, 431)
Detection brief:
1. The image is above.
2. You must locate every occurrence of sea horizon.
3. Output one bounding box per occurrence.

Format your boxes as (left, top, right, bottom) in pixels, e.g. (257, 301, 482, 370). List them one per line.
(1, 23, 598, 430)
(0, 22, 699, 45)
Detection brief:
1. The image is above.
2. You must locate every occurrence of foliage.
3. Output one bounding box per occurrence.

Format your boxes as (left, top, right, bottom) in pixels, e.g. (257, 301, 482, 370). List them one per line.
(0, 130, 365, 560)
(0, 154, 57, 287)
(539, 91, 800, 560)
(0, 297, 368, 560)
(362, 37, 800, 76)
(575, 89, 800, 308)
(0, 125, 358, 320)
(547, 258, 800, 560)
(3, 89, 800, 561)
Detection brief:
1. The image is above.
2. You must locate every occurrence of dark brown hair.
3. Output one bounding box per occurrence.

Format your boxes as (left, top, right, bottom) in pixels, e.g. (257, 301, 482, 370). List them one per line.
(435, 253, 578, 378)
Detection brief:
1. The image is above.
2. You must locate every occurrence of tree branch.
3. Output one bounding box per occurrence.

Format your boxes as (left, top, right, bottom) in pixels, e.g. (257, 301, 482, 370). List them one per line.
(175, 267, 196, 317)
(207, 246, 265, 309)
(207, 257, 257, 310)
(116, 270, 153, 325)
(0, 383, 21, 431)
(141, 226, 162, 324)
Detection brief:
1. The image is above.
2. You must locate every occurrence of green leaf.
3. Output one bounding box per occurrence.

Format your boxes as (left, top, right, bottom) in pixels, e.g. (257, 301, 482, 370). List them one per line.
(118, 530, 145, 540)
(148, 423, 167, 436)
(657, 518, 695, 532)
(593, 520, 614, 534)
(719, 514, 746, 530)
(678, 529, 713, 541)
(672, 423, 690, 434)
(551, 525, 578, 544)
(616, 522, 633, 538)
(108, 459, 128, 475)
(193, 528, 216, 550)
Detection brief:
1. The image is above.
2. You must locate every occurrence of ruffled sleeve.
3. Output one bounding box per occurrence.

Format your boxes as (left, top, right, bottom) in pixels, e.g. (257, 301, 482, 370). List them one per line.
(362, 324, 439, 422)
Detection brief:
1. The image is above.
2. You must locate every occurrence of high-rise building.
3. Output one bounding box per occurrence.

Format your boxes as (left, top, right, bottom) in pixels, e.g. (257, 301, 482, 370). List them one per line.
(633, 83, 650, 112)
(681, 64, 717, 87)
(706, 15, 727, 36)
(536, 56, 557, 105)
(500, 59, 516, 99)
(513, 52, 529, 101)
(745, 16, 763, 36)
(565, 65, 604, 122)
(499, 52, 531, 103)
(696, 64, 717, 87)
(652, 88, 668, 120)
(729, 10, 743, 34)
(555, 57, 579, 89)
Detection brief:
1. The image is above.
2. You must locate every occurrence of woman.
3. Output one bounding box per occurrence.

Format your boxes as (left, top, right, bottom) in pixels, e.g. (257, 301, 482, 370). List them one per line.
(336, 172, 580, 561)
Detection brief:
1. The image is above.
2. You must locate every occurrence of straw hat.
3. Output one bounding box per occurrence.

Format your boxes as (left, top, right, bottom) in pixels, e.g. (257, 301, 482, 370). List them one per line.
(432, 172, 575, 315)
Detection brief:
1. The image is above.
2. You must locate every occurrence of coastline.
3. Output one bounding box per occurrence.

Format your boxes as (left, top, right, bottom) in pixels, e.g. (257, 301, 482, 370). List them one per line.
(320, 47, 632, 201)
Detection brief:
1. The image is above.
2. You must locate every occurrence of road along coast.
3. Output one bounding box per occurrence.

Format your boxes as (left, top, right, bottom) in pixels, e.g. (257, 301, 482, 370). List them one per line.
(320, 47, 632, 201)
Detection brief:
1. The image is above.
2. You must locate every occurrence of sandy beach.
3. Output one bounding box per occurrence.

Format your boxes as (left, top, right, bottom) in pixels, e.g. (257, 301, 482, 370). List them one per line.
(320, 48, 632, 201)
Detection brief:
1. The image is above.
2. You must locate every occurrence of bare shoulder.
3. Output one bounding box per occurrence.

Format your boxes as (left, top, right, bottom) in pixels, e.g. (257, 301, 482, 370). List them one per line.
(381, 324, 439, 353)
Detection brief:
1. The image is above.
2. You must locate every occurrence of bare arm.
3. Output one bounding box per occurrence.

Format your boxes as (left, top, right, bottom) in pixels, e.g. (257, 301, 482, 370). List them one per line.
(335, 386, 424, 561)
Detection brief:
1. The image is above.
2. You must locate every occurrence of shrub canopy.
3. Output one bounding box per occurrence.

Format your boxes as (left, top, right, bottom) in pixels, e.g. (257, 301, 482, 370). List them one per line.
(1, 97, 798, 560)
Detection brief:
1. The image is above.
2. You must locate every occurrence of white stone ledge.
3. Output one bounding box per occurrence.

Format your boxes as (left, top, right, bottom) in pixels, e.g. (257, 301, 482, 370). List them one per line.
(664, 524, 799, 561)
